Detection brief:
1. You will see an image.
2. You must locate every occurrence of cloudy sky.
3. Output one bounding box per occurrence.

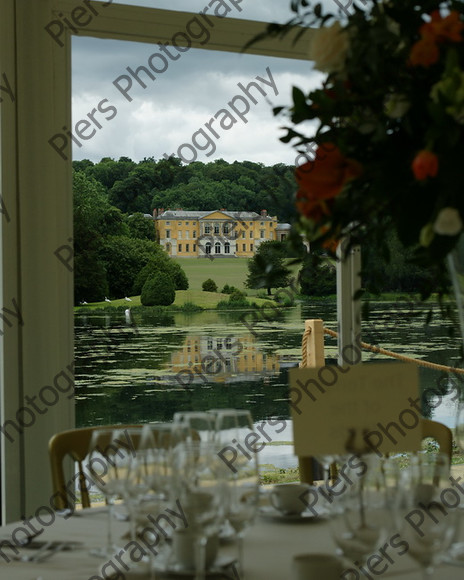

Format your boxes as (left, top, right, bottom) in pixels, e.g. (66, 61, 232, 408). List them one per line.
(71, 0, 331, 166)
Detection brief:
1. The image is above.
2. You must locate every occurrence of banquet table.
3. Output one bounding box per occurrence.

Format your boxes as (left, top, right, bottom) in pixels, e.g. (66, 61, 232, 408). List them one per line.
(0, 505, 463, 579)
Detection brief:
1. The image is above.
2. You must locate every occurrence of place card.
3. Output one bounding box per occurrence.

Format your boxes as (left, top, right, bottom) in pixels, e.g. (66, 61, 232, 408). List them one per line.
(289, 362, 421, 456)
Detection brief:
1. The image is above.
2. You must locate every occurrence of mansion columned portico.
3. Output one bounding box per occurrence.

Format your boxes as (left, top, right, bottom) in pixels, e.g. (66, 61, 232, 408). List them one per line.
(154, 209, 290, 258)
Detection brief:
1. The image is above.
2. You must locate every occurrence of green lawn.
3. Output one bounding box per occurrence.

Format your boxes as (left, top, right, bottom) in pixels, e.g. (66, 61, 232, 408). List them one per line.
(173, 258, 253, 293)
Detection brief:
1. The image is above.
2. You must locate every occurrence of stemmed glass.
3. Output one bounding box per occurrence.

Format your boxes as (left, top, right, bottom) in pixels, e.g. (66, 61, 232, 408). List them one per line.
(173, 411, 216, 441)
(395, 452, 457, 578)
(328, 454, 397, 567)
(171, 439, 226, 580)
(213, 409, 260, 579)
(87, 428, 136, 558)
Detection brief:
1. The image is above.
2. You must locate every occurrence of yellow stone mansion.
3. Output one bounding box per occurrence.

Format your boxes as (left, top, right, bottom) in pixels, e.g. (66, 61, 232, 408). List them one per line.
(154, 209, 290, 258)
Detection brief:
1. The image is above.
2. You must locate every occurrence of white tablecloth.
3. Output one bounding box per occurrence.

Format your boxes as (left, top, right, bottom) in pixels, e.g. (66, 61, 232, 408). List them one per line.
(0, 506, 463, 579)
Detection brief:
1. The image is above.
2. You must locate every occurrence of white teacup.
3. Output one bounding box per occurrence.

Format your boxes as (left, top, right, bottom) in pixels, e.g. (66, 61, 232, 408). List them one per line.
(270, 483, 310, 515)
(170, 530, 219, 570)
(292, 553, 346, 579)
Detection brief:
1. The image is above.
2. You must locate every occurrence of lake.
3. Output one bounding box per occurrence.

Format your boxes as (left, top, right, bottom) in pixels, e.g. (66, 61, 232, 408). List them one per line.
(74, 299, 464, 468)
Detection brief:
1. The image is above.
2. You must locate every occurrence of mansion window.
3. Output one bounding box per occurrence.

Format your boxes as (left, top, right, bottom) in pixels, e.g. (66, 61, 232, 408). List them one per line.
(260, 230, 265, 238)
(215, 242, 221, 254)
(185, 231, 189, 239)
(166, 221, 170, 225)
(178, 222, 182, 225)
(205, 225, 211, 234)
(225, 242, 230, 254)
(250, 244, 253, 252)
(166, 230, 170, 238)
(205, 242, 212, 254)
(249, 231, 253, 238)
(214, 224, 220, 234)
(242, 244, 246, 251)
(178, 231, 182, 239)
(186, 244, 189, 252)
(179, 244, 182, 251)
(242, 231, 245, 239)
(223, 224, 229, 234)
(193, 244, 196, 251)
(193, 231, 197, 238)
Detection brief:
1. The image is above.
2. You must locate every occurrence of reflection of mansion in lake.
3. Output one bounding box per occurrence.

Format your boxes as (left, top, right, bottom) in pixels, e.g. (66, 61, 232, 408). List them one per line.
(153, 209, 291, 258)
(169, 334, 280, 383)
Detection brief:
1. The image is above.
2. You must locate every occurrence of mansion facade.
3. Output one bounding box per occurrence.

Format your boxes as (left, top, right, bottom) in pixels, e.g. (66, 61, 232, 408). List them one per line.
(154, 209, 290, 258)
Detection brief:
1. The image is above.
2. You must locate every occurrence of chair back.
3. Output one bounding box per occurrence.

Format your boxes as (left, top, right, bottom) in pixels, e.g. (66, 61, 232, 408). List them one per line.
(49, 424, 142, 510)
(298, 418, 453, 485)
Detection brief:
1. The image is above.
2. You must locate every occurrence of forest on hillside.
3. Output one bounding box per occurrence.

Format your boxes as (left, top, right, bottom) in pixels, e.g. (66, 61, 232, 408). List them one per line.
(73, 156, 298, 221)
(73, 156, 436, 304)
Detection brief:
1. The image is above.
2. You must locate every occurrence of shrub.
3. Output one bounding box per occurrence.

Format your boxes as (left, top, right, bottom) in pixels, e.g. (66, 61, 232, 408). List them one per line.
(229, 290, 246, 302)
(202, 278, 217, 292)
(221, 284, 241, 294)
(141, 272, 175, 306)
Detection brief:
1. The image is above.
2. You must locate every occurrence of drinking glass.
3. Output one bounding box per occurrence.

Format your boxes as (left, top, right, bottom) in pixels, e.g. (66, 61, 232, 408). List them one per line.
(213, 409, 260, 578)
(87, 428, 136, 558)
(395, 452, 457, 578)
(171, 440, 226, 580)
(173, 411, 215, 442)
(328, 454, 396, 566)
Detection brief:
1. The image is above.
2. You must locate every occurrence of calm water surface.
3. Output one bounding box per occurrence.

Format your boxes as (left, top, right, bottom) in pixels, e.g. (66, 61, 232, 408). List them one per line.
(74, 300, 463, 468)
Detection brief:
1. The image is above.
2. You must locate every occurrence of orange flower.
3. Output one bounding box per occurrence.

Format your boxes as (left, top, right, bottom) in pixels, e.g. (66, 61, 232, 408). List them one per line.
(411, 150, 439, 180)
(409, 11, 463, 67)
(409, 37, 440, 67)
(422, 10, 464, 43)
(295, 144, 363, 207)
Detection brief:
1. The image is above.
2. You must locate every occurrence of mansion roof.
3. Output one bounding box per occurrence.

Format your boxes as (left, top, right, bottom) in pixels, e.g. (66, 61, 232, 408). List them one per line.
(155, 210, 274, 221)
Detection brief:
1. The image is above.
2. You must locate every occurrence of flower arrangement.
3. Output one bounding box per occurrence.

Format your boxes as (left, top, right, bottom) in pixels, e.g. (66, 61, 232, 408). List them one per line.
(271, 0, 464, 295)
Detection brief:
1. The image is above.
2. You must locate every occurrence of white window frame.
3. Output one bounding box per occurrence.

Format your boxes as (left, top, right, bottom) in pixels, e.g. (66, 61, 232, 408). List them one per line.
(0, 0, 311, 523)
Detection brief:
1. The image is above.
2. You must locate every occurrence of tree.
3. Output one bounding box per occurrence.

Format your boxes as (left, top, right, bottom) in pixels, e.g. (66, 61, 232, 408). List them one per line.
(141, 272, 175, 306)
(202, 279, 218, 292)
(73, 171, 113, 303)
(99, 237, 162, 298)
(246, 241, 291, 295)
(126, 213, 156, 241)
(132, 256, 189, 294)
(299, 253, 336, 296)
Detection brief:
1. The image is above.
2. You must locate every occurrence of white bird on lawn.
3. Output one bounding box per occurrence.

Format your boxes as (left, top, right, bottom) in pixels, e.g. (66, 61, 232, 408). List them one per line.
(124, 296, 132, 302)
(104, 297, 111, 303)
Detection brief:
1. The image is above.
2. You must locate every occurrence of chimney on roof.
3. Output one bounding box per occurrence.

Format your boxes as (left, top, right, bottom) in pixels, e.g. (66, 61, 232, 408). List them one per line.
(261, 209, 267, 217)
(153, 208, 157, 218)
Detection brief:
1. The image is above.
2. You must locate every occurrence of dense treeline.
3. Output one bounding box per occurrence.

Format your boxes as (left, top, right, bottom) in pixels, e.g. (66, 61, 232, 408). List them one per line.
(73, 156, 297, 221)
(73, 156, 435, 302)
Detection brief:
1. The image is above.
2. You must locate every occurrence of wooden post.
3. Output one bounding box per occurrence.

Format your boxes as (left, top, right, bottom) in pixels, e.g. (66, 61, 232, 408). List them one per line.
(298, 319, 325, 484)
(300, 319, 325, 369)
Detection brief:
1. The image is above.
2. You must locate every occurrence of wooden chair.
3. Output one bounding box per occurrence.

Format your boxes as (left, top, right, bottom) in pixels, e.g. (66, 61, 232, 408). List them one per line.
(298, 418, 453, 484)
(49, 424, 143, 510)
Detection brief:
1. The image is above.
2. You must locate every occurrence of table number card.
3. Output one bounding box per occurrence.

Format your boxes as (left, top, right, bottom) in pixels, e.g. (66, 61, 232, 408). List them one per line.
(289, 362, 422, 456)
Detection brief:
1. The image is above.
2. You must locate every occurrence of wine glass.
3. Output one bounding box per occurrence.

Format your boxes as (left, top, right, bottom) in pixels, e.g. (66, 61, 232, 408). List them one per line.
(213, 409, 260, 579)
(395, 452, 457, 578)
(328, 454, 396, 567)
(173, 411, 215, 441)
(171, 440, 226, 580)
(87, 428, 136, 558)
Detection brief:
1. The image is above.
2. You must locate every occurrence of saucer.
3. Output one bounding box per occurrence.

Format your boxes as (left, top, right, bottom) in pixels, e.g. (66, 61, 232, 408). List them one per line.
(258, 505, 324, 522)
(154, 555, 238, 578)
